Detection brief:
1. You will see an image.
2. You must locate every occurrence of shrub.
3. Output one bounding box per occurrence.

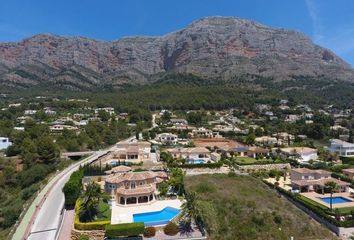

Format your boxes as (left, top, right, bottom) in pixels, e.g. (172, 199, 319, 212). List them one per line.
(144, 226, 156, 237)
(272, 212, 282, 225)
(105, 222, 145, 238)
(164, 222, 179, 236)
(21, 184, 40, 200)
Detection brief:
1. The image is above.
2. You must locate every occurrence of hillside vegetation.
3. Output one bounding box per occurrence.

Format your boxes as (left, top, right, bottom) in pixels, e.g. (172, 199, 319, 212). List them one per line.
(4, 74, 354, 111)
(185, 174, 337, 240)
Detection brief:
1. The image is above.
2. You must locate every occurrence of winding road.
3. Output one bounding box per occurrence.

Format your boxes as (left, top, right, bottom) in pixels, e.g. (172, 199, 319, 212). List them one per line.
(12, 149, 111, 240)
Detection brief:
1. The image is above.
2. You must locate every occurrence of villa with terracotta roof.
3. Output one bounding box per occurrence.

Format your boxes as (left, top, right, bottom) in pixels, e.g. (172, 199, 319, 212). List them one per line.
(99, 141, 152, 164)
(105, 165, 132, 175)
(291, 168, 350, 193)
(105, 170, 168, 205)
(166, 147, 211, 161)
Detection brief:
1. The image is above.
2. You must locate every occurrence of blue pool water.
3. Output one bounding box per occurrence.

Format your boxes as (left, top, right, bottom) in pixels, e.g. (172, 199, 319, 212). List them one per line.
(109, 161, 130, 166)
(320, 196, 353, 204)
(186, 159, 206, 164)
(133, 207, 181, 226)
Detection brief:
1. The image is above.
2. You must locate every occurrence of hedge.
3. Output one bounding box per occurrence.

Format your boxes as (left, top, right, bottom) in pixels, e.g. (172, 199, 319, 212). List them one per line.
(340, 156, 354, 165)
(331, 172, 354, 185)
(105, 222, 145, 238)
(180, 162, 223, 169)
(74, 199, 110, 230)
(63, 168, 84, 206)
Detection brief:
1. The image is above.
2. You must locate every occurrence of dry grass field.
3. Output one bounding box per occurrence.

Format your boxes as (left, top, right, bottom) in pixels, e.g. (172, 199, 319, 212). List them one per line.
(185, 174, 338, 240)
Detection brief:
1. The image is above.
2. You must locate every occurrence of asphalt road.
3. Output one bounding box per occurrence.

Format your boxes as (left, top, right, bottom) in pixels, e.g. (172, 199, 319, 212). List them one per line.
(33, 152, 108, 240)
(12, 150, 108, 240)
(12, 136, 136, 240)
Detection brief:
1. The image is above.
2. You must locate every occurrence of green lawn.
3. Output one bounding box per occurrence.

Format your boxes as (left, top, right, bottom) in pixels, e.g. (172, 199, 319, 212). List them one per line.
(234, 157, 275, 165)
(185, 174, 337, 240)
(95, 199, 111, 221)
(335, 206, 354, 215)
(234, 157, 258, 164)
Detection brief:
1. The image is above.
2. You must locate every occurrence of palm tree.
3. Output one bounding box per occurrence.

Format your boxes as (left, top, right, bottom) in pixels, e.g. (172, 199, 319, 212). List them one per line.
(325, 181, 339, 211)
(181, 192, 199, 223)
(181, 192, 204, 233)
(79, 182, 101, 222)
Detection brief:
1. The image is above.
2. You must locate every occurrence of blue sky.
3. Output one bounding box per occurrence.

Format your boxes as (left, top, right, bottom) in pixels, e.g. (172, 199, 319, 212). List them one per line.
(1, 0, 354, 65)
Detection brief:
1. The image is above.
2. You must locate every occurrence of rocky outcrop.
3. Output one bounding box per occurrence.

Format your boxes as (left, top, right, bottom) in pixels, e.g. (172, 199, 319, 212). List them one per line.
(0, 16, 353, 90)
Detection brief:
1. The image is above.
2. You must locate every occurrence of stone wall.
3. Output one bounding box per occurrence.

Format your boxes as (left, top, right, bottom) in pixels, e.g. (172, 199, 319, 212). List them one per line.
(71, 228, 105, 240)
(237, 163, 291, 172)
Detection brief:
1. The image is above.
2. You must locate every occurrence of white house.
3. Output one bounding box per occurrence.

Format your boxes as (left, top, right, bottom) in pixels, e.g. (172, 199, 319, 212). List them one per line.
(157, 133, 178, 145)
(329, 139, 354, 157)
(191, 127, 221, 138)
(170, 118, 188, 125)
(24, 110, 37, 115)
(276, 147, 318, 163)
(255, 136, 278, 145)
(94, 107, 115, 115)
(50, 124, 79, 132)
(0, 137, 12, 150)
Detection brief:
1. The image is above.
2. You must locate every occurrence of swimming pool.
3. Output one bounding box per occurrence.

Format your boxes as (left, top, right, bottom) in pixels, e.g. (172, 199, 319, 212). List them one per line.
(186, 159, 206, 164)
(109, 161, 130, 166)
(319, 196, 353, 204)
(133, 207, 181, 226)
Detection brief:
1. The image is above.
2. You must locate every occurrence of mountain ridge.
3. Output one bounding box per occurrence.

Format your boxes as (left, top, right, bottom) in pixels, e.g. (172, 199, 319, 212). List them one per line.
(0, 16, 353, 90)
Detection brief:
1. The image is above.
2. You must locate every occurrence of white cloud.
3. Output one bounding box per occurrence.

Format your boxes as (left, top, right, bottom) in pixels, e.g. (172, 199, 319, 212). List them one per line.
(305, 0, 354, 65)
(305, 0, 324, 42)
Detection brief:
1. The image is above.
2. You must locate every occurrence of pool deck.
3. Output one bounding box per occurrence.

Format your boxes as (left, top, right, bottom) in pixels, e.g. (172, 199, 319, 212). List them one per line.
(111, 199, 182, 224)
(301, 192, 354, 208)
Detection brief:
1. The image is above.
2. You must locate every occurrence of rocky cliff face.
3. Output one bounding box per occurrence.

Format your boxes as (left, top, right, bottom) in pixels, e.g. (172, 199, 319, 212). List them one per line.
(0, 16, 353, 90)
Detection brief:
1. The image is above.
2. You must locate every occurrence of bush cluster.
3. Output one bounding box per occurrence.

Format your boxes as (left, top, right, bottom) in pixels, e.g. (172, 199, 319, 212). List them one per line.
(163, 222, 179, 236)
(143, 226, 156, 237)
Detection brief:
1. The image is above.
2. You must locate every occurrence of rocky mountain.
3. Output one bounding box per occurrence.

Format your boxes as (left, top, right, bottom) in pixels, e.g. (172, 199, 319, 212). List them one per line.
(0, 16, 353, 90)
